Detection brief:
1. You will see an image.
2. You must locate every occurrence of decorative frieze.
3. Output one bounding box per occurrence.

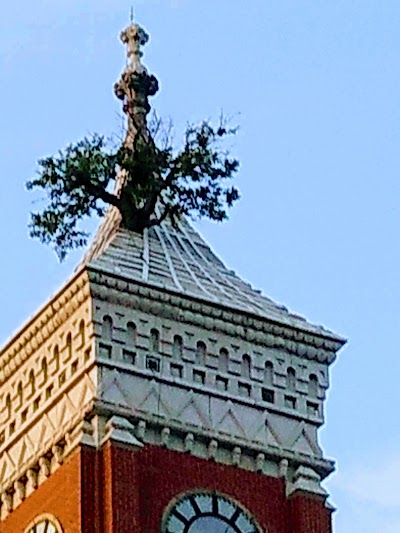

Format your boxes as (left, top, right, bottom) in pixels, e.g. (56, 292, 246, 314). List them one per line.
(88, 268, 344, 364)
(94, 372, 335, 480)
(92, 303, 329, 427)
(0, 271, 91, 385)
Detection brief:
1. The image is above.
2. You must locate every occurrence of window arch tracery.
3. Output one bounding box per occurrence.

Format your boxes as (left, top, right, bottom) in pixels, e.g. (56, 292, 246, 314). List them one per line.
(24, 513, 63, 533)
(161, 491, 260, 533)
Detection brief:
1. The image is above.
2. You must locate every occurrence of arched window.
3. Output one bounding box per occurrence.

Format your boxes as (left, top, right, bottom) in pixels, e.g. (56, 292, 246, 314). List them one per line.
(161, 492, 261, 533)
(241, 355, 251, 379)
(41, 358, 48, 384)
(218, 348, 229, 373)
(79, 320, 85, 347)
(126, 322, 137, 347)
(66, 333, 72, 359)
(17, 382, 23, 407)
(29, 370, 36, 396)
(54, 345, 60, 371)
(150, 329, 160, 353)
(264, 361, 273, 386)
(309, 374, 319, 398)
(24, 514, 63, 533)
(196, 341, 206, 366)
(102, 316, 113, 341)
(172, 335, 183, 359)
(287, 367, 296, 392)
(5, 394, 11, 419)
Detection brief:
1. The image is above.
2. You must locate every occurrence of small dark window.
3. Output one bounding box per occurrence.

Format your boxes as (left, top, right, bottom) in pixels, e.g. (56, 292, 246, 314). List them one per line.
(264, 361, 273, 386)
(262, 388, 275, 403)
(99, 343, 112, 359)
(170, 363, 183, 378)
(150, 329, 160, 353)
(41, 358, 48, 384)
(66, 332, 72, 360)
(287, 367, 296, 392)
(102, 316, 113, 341)
(5, 394, 11, 420)
(123, 349, 136, 365)
(71, 361, 78, 375)
(79, 320, 85, 347)
(216, 376, 228, 391)
(17, 382, 23, 408)
(195, 342, 206, 366)
(218, 349, 229, 373)
(33, 397, 41, 412)
(126, 322, 137, 347)
(241, 355, 251, 379)
(309, 374, 319, 398)
(172, 335, 183, 359)
(238, 382, 251, 397)
(307, 401, 319, 416)
(193, 369, 205, 384)
(29, 370, 36, 395)
(146, 356, 160, 372)
(46, 385, 53, 400)
(54, 345, 60, 371)
(59, 371, 66, 387)
(85, 348, 91, 362)
(285, 395, 297, 409)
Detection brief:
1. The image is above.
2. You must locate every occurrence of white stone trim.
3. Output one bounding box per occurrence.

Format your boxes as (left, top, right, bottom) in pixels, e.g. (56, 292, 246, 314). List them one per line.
(0, 272, 91, 385)
(94, 408, 334, 480)
(101, 415, 143, 448)
(23, 512, 64, 533)
(88, 268, 344, 363)
(286, 465, 328, 498)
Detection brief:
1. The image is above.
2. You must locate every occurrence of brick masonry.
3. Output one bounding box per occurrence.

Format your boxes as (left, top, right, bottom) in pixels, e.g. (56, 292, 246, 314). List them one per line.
(0, 443, 332, 533)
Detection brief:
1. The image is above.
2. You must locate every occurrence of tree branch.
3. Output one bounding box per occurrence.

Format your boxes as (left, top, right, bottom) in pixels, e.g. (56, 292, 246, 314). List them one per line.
(84, 182, 121, 209)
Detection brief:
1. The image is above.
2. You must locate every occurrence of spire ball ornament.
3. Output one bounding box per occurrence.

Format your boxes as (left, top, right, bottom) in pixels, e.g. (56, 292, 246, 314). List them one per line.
(121, 24, 149, 72)
(114, 23, 159, 143)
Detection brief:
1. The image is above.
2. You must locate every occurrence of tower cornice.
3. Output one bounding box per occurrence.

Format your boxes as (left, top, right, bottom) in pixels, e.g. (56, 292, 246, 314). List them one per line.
(87, 266, 345, 364)
(0, 270, 91, 385)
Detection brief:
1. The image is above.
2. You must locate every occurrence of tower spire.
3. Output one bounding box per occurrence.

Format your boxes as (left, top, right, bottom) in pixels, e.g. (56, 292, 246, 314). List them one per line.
(114, 23, 159, 149)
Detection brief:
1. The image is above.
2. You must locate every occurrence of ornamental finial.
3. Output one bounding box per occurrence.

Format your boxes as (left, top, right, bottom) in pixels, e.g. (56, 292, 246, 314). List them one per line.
(114, 23, 159, 147)
(120, 23, 149, 74)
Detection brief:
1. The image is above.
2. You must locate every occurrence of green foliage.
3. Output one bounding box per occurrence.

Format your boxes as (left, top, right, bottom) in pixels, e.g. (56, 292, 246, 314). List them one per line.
(27, 116, 240, 260)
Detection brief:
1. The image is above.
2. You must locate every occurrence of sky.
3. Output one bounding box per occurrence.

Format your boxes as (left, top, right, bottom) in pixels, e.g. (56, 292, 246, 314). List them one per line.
(0, 1, 399, 531)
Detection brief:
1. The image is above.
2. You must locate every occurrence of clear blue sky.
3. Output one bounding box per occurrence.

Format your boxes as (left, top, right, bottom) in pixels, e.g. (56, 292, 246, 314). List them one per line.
(1, 1, 399, 531)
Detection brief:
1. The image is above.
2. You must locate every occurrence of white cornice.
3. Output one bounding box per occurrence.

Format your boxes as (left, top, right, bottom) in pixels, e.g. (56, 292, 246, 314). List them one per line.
(88, 267, 345, 364)
(0, 270, 90, 385)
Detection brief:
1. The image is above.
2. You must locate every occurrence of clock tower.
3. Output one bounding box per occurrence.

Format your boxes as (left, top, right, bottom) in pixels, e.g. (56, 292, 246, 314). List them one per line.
(0, 23, 345, 533)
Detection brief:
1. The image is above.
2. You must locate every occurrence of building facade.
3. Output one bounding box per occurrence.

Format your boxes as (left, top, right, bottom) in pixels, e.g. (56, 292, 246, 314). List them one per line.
(0, 23, 345, 533)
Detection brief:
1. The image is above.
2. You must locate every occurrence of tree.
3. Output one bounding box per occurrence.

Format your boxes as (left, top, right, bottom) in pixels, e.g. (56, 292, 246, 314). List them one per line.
(26, 24, 240, 261)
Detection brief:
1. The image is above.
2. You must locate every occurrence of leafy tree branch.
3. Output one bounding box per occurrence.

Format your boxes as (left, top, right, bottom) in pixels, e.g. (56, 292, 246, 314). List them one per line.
(27, 115, 240, 260)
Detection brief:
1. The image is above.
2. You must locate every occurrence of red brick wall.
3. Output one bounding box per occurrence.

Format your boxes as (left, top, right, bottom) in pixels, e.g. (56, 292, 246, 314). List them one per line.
(1, 443, 333, 533)
(81, 446, 103, 533)
(135, 445, 289, 532)
(290, 492, 333, 533)
(102, 442, 141, 533)
(1, 450, 81, 533)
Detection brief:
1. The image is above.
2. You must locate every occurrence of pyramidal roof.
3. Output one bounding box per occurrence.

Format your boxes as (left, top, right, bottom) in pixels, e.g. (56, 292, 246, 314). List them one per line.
(80, 206, 341, 342)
